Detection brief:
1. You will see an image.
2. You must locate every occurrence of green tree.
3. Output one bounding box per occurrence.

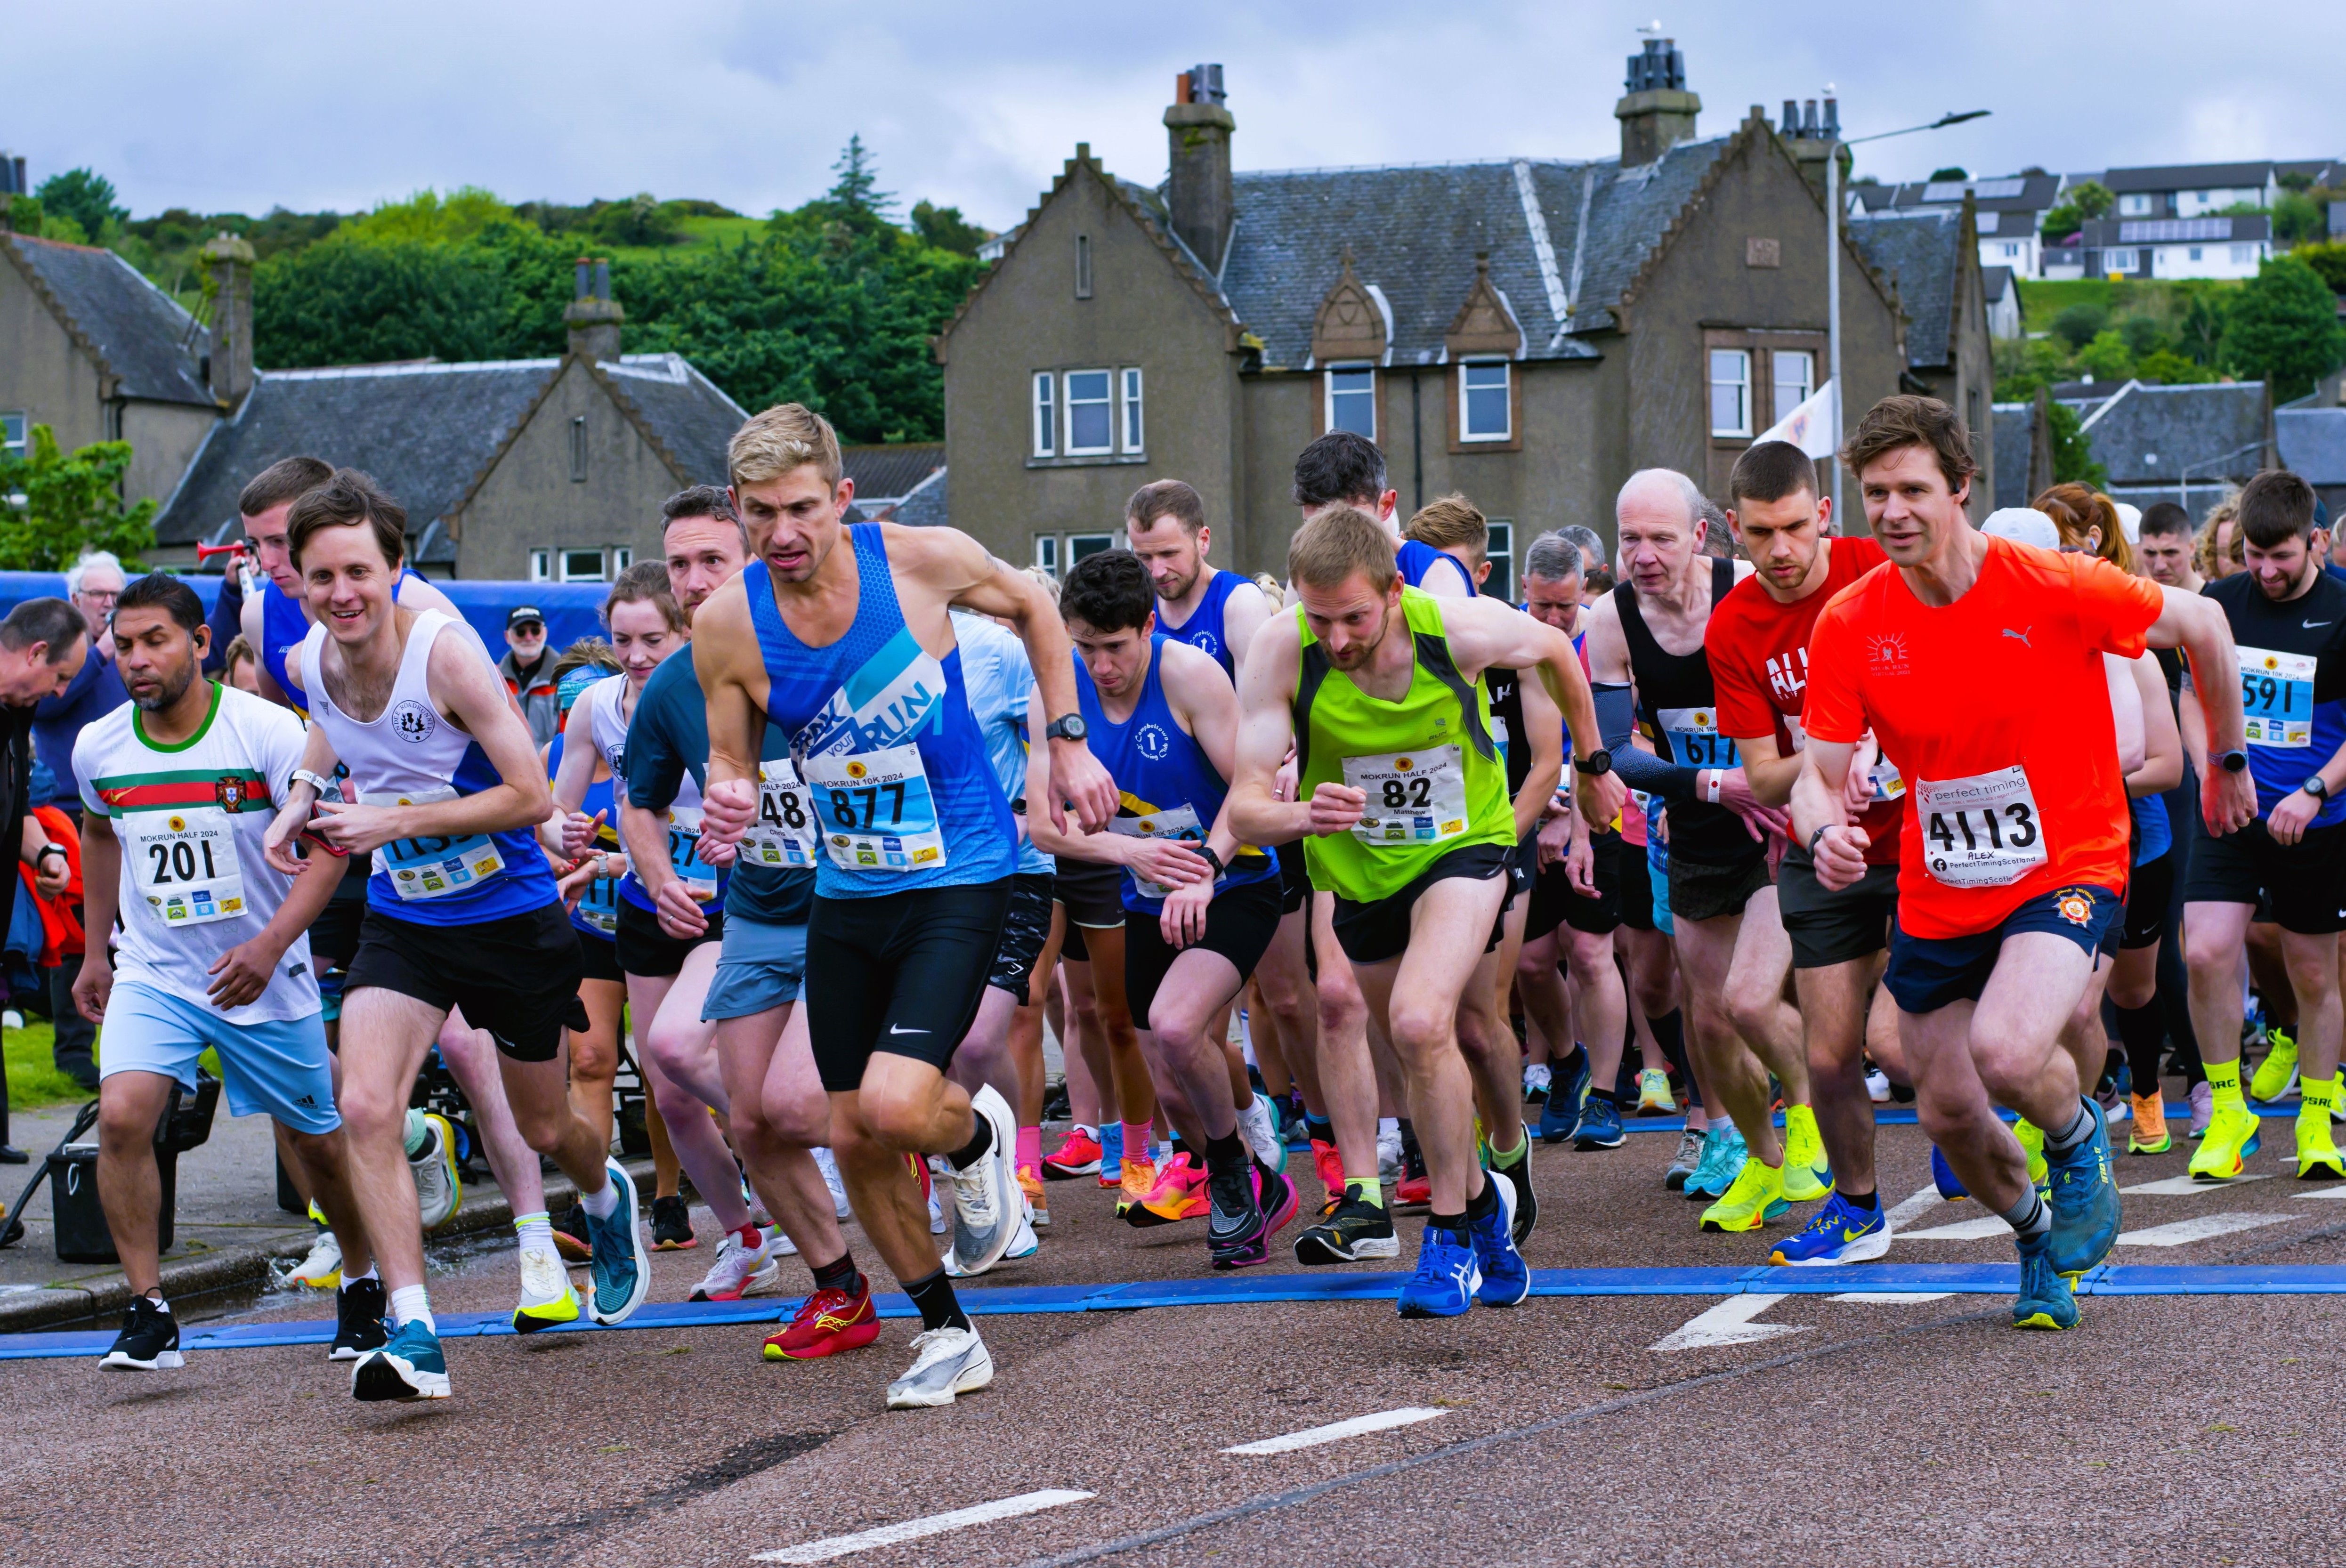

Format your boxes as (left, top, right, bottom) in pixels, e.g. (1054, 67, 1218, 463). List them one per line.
(2076, 329, 2133, 382)
(911, 200, 990, 257)
(2040, 179, 2114, 244)
(824, 135, 896, 222)
(2221, 255, 2346, 400)
(1992, 335, 2070, 401)
(2051, 301, 2109, 349)
(253, 240, 516, 366)
(2177, 291, 2227, 366)
(2133, 348, 2210, 385)
(1929, 166, 1969, 182)
(2294, 241, 2346, 294)
(34, 168, 126, 241)
(0, 426, 156, 572)
(2044, 399, 2107, 489)
(590, 194, 683, 249)
(2273, 191, 2328, 243)
(2117, 315, 2169, 360)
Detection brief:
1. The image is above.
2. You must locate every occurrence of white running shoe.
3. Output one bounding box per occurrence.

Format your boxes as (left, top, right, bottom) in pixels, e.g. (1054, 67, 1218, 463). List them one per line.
(1239, 1091, 1284, 1171)
(928, 1187, 948, 1235)
(689, 1229, 779, 1301)
(947, 1193, 1039, 1277)
(1864, 1068, 1892, 1104)
(1523, 1062, 1552, 1099)
(814, 1146, 852, 1219)
(511, 1246, 581, 1334)
(283, 1229, 343, 1290)
(410, 1113, 462, 1231)
(885, 1325, 994, 1409)
(766, 1222, 797, 1257)
(938, 1085, 1019, 1276)
(1377, 1119, 1403, 1186)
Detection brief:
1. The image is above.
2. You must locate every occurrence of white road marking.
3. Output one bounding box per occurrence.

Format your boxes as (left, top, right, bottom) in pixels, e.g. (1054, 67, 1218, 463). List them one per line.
(1898, 1217, 2014, 1241)
(753, 1490, 1095, 1563)
(2123, 1174, 2271, 1195)
(1650, 1294, 1808, 1352)
(1884, 1183, 1946, 1231)
(2113, 1213, 2292, 1247)
(1222, 1407, 1447, 1455)
(2294, 1186, 2346, 1199)
(1829, 1291, 1955, 1303)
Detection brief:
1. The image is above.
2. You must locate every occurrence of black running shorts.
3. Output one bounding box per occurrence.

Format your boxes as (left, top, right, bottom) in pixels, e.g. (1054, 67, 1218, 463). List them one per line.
(1052, 855, 1124, 929)
(344, 903, 588, 1063)
(804, 880, 1012, 1093)
(616, 896, 724, 978)
(1530, 829, 1624, 941)
(987, 872, 1056, 1001)
(1123, 877, 1282, 1024)
(1277, 839, 1310, 916)
(2182, 819, 2346, 936)
(1329, 841, 1514, 967)
(1775, 848, 1897, 970)
(1666, 840, 1772, 924)
(577, 928, 623, 985)
(1616, 834, 1657, 933)
(2118, 849, 2173, 951)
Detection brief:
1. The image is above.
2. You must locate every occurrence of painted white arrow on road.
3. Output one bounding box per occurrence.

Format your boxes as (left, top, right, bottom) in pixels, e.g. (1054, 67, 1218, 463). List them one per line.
(1650, 1294, 1809, 1352)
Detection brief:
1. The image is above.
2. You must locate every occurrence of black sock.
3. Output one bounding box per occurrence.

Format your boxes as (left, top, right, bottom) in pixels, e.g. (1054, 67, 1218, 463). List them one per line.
(1651, 1010, 1695, 1107)
(902, 1267, 970, 1333)
(1204, 1131, 1247, 1180)
(1304, 1115, 1334, 1144)
(1841, 1187, 1879, 1212)
(1586, 1087, 1618, 1108)
(1465, 1176, 1500, 1224)
(1429, 1210, 1468, 1240)
(809, 1251, 863, 1298)
(946, 1114, 993, 1172)
(2114, 1000, 2167, 1101)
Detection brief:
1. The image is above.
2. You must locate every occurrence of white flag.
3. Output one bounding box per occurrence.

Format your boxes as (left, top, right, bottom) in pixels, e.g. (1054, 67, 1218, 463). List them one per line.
(1757, 378, 1839, 459)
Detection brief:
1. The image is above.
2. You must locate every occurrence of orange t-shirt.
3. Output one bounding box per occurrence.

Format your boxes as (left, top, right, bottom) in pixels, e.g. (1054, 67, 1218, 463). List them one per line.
(1803, 536, 2162, 938)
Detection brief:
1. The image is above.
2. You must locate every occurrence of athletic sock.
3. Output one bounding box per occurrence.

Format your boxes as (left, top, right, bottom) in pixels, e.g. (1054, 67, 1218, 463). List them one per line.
(2000, 1189, 2050, 1240)
(1015, 1125, 1043, 1175)
(388, 1284, 436, 1334)
(341, 1264, 379, 1290)
(731, 1221, 763, 1252)
(1346, 1177, 1386, 1210)
(579, 1175, 619, 1220)
(1304, 1115, 1334, 1145)
(1429, 1210, 1468, 1241)
(1840, 1188, 1879, 1212)
(1120, 1121, 1152, 1167)
(1203, 1131, 1247, 1180)
(1464, 1175, 1500, 1225)
(2303, 1075, 2340, 1118)
(2206, 1057, 2246, 1111)
(809, 1251, 863, 1298)
(402, 1108, 428, 1159)
(1488, 1126, 1528, 1170)
(946, 1114, 994, 1172)
(2113, 1000, 2168, 1103)
(902, 1267, 971, 1333)
(512, 1211, 554, 1253)
(1585, 1087, 1618, 1109)
(2043, 1098, 2095, 1156)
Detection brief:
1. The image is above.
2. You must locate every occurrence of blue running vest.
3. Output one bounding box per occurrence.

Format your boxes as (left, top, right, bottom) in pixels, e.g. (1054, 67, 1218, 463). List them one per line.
(1158, 569, 1246, 678)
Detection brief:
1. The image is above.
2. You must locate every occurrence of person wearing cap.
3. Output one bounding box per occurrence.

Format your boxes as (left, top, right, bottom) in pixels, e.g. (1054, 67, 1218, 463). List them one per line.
(500, 606, 560, 746)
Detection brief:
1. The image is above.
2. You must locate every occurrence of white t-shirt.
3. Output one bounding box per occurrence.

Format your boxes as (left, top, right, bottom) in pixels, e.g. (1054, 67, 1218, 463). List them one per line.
(74, 683, 323, 1024)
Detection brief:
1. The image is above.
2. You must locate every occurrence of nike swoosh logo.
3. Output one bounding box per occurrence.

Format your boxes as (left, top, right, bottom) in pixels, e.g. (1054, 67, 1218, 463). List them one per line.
(888, 1024, 929, 1035)
(2306, 620, 2333, 629)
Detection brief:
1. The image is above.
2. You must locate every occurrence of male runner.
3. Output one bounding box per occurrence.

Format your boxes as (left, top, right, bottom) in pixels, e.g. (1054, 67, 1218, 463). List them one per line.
(2179, 468, 2346, 1181)
(1125, 479, 1274, 677)
(1230, 507, 1620, 1315)
(1793, 395, 2252, 1330)
(74, 575, 366, 1370)
(1585, 469, 1828, 1232)
(696, 404, 1115, 1410)
(262, 469, 643, 1401)
(1705, 441, 1905, 1263)
(2137, 503, 2202, 594)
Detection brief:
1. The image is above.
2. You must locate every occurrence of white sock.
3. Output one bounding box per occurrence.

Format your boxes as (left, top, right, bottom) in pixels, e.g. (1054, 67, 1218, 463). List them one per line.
(341, 1264, 378, 1291)
(513, 1212, 554, 1252)
(403, 1108, 428, 1159)
(388, 1284, 435, 1334)
(579, 1174, 620, 1220)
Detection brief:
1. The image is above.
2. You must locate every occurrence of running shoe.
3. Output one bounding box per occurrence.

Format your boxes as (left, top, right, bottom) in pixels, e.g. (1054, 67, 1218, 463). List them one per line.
(1664, 1127, 1707, 1191)
(582, 1160, 650, 1326)
(2295, 1107, 2345, 1181)
(1553, 1045, 1592, 1124)
(1310, 1138, 1344, 1202)
(768, 1221, 798, 1257)
(1468, 1177, 1529, 1308)
(1636, 1067, 1678, 1116)
(690, 1229, 779, 1302)
(513, 1245, 581, 1333)
(1209, 1158, 1297, 1270)
(1571, 1096, 1625, 1151)
(1864, 1068, 1892, 1104)
(2250, 1029, 2300, 1103)
(2128, 1094, 2171, 1155)
(1700, 1156, 1788, 1233)
(1770, 1192, 1892, 1265)
(1113, 1151, 1161, 1216)
(650, 1194, 696, 1250)
(99, 1296, 181, 1370)
(1124, 1153, 1207, 1228)
(1377, 1120, 1403, 1184)
(1017, 1165, 1049, 1229)
(330, 1277, 388, 1361)
(2013, 1119, 2050, 1191)
(2044, 1099, 2121, 1278)
(1006, 1199, 1041, 1259)
(352, 1319, 450, 1401)
(410, 1112, 462, 1231)
(1240, 1091, 1286, 1172)
(938, 1085, 1021, 1274)
(2186, 1081, 2214, 1139)
(1294, 1193, 1400, 1262)
(1682, 1125, 1747, 1202)
(2188, 1100, 2261, 1182)
(814, 1145, 852, 1219)
(1396, 1224, 1481, 1319)
(2011, 1230, 2079, 1331)
(1930, 1143, 1969, 1201)
(283, 1227, 343, 1290)
(1781, 1105, 1834, 1203)
(1396, 1128, 1432, 1209)
(1098, 1124, 1128, 1189)
(1042, 1126, 1102, 1180)
(886, 1325, 994, 1409)
(764, 1279, 881, 1360)
(1484, 1130, 1538, 1246)
(1537, 1085, 1580, 1145)
(551, 1203, 592, 1262)
(1523, 1062, 1552, 1104)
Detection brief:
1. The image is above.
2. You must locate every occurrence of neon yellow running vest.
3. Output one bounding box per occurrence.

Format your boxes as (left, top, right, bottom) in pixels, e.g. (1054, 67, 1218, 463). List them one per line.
(1294, 586, 1516, 903)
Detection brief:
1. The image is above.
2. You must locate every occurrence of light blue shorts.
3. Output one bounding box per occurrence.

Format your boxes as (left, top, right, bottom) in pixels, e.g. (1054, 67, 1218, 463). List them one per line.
(98, 982, 339, 1134)
(1647, 835, 1674, 938)
(701, 917, 808, 1022)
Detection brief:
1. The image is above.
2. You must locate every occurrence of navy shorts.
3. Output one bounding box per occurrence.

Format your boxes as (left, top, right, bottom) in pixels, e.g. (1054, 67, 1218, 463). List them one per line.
(1884, 884, 2122, 1016)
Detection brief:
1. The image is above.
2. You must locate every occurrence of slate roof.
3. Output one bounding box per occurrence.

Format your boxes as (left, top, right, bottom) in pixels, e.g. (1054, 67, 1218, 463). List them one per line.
(1982, 209, 2041, 238)
(1982, 265, 2015, 304)
(840, 443, 946, 505)
(2278, 406, 2346, 485)
(1848, 209, 1962, 370)
(596, 353, 746, 485)
(1991, 402, 2035, 509)
(2102, 162, 2273, 193)
(4, 233, 213, 406)
(885, 466, 949, 529)
(2067, 380, 2271, 488)
(1849, 173, 2059, 217)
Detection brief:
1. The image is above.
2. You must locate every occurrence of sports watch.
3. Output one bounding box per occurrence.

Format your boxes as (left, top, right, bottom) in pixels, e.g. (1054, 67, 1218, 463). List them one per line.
(2216, 750, 2249, 775)
(1573, 749, 1614, 777)
(292, 768, 337, 799)
(2304, 776, 2331, 802)
(1044, 713, 1088, 744)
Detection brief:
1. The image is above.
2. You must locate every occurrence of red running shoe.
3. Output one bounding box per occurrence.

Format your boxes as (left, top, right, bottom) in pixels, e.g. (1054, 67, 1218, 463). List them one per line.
(1042, 1127, 1103, 1180)
(763, 1280, 881, 1360)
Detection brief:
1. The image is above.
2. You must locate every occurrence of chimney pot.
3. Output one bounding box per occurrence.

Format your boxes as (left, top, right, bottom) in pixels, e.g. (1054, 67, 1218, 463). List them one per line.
(574, 259, 591, 299)
(563, 256, 625, 362)
(1822, 96, 1840, 137)
(1782, 99, 1800, 138)
(1164, 65, 1236, 272)
(1803, 99, 1819, 136)
(1615, 40, 1699, 164)
(593, 259, 611, 301)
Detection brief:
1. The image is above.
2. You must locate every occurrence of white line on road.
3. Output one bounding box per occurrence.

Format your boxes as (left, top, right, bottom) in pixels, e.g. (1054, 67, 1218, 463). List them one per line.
(1222, 1407, 1448, 1455)
(2295, 1186, 2346, 1199)
(1650, 1294, 1808, 1352)
(1830, 1291, 1955, 1303)
(2123, 1174, 2271, 1195)
(1884, 1183, 1946, 1231)
(753, 1490, 1095, 1563)
(1899, 1217, 2013, 1241)
(2114, 1213, 2292, 1247)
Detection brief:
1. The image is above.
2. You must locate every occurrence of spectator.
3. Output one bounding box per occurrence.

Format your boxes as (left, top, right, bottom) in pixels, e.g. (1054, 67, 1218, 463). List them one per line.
(221, 634, 263, 695)
(0, 598, 90, 1154)
(498, 604, 559, 746)
(32, 551, 129, 813)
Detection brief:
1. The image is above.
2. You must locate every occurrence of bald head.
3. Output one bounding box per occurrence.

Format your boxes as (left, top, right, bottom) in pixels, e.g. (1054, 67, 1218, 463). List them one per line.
(1614, 468, 1708, 599)
(1616, 468, 1707, 530)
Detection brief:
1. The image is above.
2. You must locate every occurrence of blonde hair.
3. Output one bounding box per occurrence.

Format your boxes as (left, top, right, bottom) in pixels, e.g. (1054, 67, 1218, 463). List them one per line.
(2195, 494, 2243, 578)
(1403, 493, 1488, 566)
(1288, 505, 1399, 593)
(1251, 572, 1282, 598)
(1023, 564, 1062, 606)
(728, 403, 842, 490)
(221, 633, 257, 674)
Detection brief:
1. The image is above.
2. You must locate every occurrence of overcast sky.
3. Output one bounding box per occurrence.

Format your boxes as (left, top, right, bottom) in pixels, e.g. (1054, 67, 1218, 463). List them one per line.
(14, 1, 2344, 228)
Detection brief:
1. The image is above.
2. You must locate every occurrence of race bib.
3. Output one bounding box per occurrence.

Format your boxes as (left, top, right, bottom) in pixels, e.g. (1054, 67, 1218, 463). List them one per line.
(801, 744, 947, 872)
(1785, 716, 1904, 800)
(576, 865, 622, 934)
(2238, 646, 2316, 749)
(740, 760, 819, 870)
(364, 786, 508, 901)
(1657, 706, 1738, 769)
(1343, 746, 1469, 847)
(1108, 804, 1219, 902)
(126, 807, 246, 927)
(663, 803, 722, 905)
(1916, 765, 2046, 888)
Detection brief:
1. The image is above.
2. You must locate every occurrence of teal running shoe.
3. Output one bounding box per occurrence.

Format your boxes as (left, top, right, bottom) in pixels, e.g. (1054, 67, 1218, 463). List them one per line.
(351, 1319, 450, 1401)
(1770, 1191, 1892, 1266)
(583, 1159, 651, 1326)
(2011, 1230, 2079, 1331)
(1396, 1224, 1480, 1318)
(2045, 1098, 2121, 1277)
(1681, 1124, 1747, 1202)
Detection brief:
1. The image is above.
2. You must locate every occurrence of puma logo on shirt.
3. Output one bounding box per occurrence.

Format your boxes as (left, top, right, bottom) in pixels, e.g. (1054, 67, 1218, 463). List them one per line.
(2001, 627, 2033, 647)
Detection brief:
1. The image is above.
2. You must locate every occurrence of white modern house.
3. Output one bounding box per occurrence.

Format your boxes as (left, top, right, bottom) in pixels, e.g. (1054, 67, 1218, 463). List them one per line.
(2043, 215, 2272, 281)
(1848, 172, 2060, 277)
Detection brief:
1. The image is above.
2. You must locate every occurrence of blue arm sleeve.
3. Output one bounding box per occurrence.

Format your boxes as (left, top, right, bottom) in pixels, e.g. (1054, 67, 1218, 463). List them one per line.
(1593, 683, 1700, 803)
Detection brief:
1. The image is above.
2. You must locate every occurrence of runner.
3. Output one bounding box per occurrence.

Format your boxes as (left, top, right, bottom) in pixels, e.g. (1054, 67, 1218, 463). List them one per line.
(1037, 550, 1294, 1268)
(1229, 506, 1620, 1316)
(73, 575, 367, 1370)
(2178, 469, 2346, 1182)
(695, 404, 1115, 1410)
(1705, 440, 1906, 1262)
(1585, 467, 1828, 1234)
(1792, 394, 2253, 1331)
(1125, 479, 1274, 677)
(262, 469, 643, 1402)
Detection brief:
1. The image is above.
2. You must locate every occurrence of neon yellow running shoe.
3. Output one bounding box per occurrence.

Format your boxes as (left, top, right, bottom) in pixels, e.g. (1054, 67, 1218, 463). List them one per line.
(512, 1247, 581, 1334)
(1636, 1067, 1678, 1115)
(1780, 1105, 1834, 1203)
(2249, 1029, 2300, 1103)
(2014, 1118, 2049, 1191)
(2296, 1107, 2345, 1181)
(2189, 1100, 2262, 1182)
(1699, 1156, 1788, 1233)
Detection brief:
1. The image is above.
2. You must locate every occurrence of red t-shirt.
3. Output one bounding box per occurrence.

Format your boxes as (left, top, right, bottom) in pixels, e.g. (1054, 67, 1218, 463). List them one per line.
(1707, 535, 1903, 867)
(1803, 537, 2163, 938)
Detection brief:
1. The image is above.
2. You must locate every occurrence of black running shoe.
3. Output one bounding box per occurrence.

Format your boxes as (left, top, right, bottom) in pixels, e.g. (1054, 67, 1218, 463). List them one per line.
(99, 1296, 182, 1370)
(650, 1194, 696, 1250)
(552, 1201, 593, 1261)
(1206, 1161, 1266, 1269)
(331, 1277, 388, 1362)
(1292, 1195, 1401, 1263)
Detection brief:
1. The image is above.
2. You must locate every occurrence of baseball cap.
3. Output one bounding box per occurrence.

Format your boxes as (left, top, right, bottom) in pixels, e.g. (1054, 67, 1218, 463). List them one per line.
(1981, 508, 2063, 552)
(506, 606, 545, 630)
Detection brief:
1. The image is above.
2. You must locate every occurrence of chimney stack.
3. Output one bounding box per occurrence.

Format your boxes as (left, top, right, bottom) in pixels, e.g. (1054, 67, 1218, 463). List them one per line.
(564, 257, 624, 362)
(1780, 89, 1848, 202)
(202, 231, 256, 408)
(1164, 63, 1236, 274)
(1615, 37, 1700, 165)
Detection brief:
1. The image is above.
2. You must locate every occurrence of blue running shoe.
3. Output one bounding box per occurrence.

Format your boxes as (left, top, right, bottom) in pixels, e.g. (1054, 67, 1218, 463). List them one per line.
(583, 1159, 650, 1326)
(1770, 1191, 1893, 1266)
(1396, 1223, 1481, 1318)
(2011, 1229, 2079, 1331)
(351, 1318, 450, 1401)
(1681, 1124, 1747, 1201)
(1538, 1050, 1589, 1145)
(1931, 1143, 1970, 1201)
(1468, 1174, 1529, 1308)
(1570, 1094, 1625, 1151)
(2044, 1098, 2121, 1277)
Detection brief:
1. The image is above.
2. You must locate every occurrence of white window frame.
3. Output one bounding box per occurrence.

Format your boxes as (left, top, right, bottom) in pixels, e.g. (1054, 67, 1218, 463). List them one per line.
(1062, 369, 1115, 456)
(612, 547, 632, 573)
(1324, 365, 1376, 439)
(1067, 532, 1115, 567)
(1458, 360, 1512, 443)
(559, 547, 608, 583)
(1121, 367, 1144, 454)
(1771, 349, 1815, 425)
(1033, 535, 1059, 574)
(1032, 372, 1055, 457)
(1709, 349, 1753, 439)
(2118, 193, 2153, 217)
(530, 548, 552, 583)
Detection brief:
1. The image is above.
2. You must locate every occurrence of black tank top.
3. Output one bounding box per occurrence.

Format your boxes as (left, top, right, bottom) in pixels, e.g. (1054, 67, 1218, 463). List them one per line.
(1615, 558, 1751, 864)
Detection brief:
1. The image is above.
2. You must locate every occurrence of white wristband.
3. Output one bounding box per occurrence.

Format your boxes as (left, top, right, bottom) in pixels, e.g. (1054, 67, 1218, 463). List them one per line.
(1705, 770, 1723, 805)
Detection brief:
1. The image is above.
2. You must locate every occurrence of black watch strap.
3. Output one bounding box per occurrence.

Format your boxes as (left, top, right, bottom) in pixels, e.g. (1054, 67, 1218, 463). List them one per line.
(1807, 824, 1830, 857)
(1195, 844, 1226, 879)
